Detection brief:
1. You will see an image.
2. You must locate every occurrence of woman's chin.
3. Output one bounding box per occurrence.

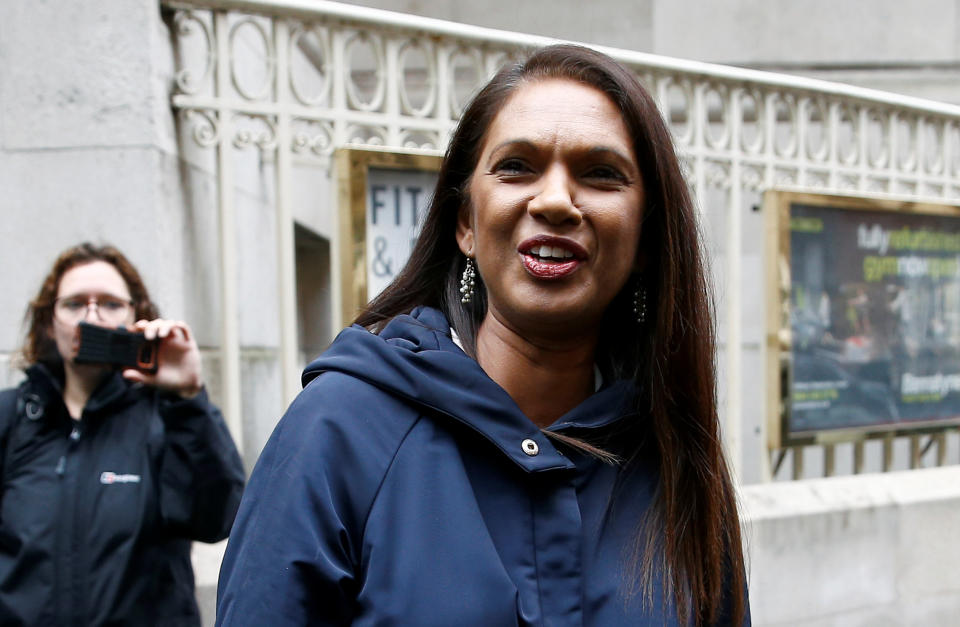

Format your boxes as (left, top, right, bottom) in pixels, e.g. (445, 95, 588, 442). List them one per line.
(66, 357, 110, 374)
(491, 303, 602, 341)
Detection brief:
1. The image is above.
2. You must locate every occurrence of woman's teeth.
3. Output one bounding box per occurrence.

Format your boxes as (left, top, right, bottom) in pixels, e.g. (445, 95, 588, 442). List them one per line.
(530, 245, 574, 260)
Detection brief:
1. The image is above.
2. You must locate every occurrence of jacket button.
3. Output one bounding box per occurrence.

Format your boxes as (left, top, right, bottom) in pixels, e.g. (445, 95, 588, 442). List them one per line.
(521, 438, 539, 456)
(24, 394, 44, 421)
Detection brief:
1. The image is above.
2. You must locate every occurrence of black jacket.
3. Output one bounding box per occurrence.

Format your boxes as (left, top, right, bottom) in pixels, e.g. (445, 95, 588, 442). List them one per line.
(0, 364, 244, 626)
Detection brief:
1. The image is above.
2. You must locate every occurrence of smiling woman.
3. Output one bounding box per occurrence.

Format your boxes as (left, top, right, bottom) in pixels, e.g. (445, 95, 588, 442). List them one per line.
(217, 45, 749, 627)
(461, 79, 644, 341)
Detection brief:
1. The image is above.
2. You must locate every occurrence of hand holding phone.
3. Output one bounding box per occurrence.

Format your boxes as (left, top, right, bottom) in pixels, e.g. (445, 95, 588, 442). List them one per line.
(75, 322, 159, 373)
(122, 319, 204, 398)
(75, 319, 204, 398)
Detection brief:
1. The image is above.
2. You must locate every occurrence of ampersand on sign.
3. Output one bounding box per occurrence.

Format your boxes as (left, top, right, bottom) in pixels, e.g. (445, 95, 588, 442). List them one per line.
(372, 236, 393, 277)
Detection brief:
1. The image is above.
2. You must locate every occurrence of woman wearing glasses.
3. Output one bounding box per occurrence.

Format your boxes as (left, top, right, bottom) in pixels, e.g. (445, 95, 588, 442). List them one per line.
(0, 243, 244, 626)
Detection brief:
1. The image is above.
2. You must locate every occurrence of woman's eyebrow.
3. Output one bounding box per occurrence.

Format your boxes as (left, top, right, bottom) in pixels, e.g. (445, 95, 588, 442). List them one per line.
(580, 147, 641, 180)
(58, 291, 130, 299)
(585, 146, 636, 166)
(485, 139, 537, 160)
(486, 140, 634, 162)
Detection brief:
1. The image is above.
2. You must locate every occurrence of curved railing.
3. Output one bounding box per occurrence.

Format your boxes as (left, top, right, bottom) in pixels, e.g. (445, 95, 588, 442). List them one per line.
(165, 0, 960, 192)
(163, 0, 960, 481)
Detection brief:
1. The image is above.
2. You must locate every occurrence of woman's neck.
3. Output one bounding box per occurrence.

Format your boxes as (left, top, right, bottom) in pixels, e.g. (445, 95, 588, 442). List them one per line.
(475, 312, 598, 428)
(62, 362, 106, 420)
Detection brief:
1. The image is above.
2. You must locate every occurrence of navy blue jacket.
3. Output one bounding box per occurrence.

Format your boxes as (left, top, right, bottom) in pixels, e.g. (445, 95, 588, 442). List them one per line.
(0, 365, 244, 626)
(218, 307, 747, 625)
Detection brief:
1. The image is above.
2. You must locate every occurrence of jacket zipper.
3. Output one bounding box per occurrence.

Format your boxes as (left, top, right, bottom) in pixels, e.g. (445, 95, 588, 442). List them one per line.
(55, 422, 84, 626)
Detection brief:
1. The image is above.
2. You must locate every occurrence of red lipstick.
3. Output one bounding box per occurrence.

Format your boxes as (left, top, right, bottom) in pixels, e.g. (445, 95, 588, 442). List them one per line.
(517, 236, 587, 280)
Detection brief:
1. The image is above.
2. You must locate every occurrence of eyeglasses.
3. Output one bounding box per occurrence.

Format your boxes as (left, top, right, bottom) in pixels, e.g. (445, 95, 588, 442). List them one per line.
(53, 293, 135, 325)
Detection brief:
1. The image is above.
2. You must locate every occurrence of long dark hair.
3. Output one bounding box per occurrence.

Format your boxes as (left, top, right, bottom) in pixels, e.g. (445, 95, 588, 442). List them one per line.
(356, 44, 745, 626)
(18, 242, 159, 369)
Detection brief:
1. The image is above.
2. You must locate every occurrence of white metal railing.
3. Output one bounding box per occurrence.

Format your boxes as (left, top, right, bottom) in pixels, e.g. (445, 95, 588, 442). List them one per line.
(162, 0, 960, 481)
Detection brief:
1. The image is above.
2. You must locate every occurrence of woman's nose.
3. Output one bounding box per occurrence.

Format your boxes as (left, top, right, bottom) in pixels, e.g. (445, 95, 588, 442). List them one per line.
(527, 166, 582, 225)
(83, 302, 102, 323)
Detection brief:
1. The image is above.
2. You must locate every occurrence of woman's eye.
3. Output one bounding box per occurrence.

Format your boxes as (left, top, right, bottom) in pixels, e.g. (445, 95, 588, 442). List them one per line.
(63, 300, 85, 311)
(494, 159, 531, 175)
(101, 300, 127, 311)
(584, 165, 626, 182)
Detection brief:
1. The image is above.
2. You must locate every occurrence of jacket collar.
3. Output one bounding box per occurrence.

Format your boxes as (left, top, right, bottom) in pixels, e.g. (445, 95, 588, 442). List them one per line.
(303, 307, 638, 473)
(25, 363, 134, 423)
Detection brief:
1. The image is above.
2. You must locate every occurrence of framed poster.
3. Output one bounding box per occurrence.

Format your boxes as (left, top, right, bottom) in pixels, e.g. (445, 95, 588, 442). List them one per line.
(335, 147, 442, 328)
(765, 190, 960, 447)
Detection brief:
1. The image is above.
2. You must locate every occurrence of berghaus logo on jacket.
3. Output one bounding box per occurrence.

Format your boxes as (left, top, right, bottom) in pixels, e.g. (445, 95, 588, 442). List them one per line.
(100, 471, 141, 485)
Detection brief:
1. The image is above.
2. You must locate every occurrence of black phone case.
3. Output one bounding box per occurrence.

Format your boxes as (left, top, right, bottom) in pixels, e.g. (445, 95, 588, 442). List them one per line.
(75, 322, 159, 373)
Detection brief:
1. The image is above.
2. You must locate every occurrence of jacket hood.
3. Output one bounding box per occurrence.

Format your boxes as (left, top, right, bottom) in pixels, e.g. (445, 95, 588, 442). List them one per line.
(22, 363, 137, 424)
(302, 307, 637, 473)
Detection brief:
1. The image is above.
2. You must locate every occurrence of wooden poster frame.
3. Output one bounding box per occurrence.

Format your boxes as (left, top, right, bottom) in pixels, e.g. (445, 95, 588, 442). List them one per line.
(334, 146, 442, 329)
(764, 189, 960, 448)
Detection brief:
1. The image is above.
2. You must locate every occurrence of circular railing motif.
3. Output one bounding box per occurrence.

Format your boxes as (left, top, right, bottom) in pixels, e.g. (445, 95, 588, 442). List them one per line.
(289, 25, 331, 106)
(703, 84, 730, 150)
(739, 89, 764, 155)
(344, 31, 386, 112)
(292, 119, 335, 156)
(771, 93, 798, 159)
(448, 47, 484, 118)
(895, 114, 918, 173)
(865, 109, 889, 169)
(836, 104, 859, 166)
(183, 109, 221, 147)
(346, 123, 388, 146)
(950, 122, 960, 177)
(232, 114, 277, 151)
(398, 39, 437, 118)
(923, 119, 944, 175)
(173, 11, 214, 96)
(802, 97, 829, 163)
(399, 129, 441, 151)
(663, 77, 694, 147)
(229, 17, 275, 101)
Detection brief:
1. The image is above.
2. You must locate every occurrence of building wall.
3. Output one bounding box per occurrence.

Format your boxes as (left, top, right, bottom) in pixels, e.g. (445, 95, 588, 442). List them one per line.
(342, 0, 655, 51)
(347, 0, 960, 105)
(0, 0, 198, 372)
(652, 0, 960, 66)
(652, 0, 960, 106)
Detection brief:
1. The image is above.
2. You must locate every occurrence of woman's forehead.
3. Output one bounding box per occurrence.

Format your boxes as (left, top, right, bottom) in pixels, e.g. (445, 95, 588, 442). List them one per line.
(57, 261, 131, 298)
(479, 78, 633, 159)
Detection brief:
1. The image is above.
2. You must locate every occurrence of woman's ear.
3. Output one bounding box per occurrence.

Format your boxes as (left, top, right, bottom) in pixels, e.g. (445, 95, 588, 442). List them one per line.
(456, 205, 475, 256)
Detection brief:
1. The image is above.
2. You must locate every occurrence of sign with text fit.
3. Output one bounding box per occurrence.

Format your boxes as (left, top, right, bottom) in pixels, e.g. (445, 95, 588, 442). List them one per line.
(335, 147, 441, 328)
(765, 190, 960, 447)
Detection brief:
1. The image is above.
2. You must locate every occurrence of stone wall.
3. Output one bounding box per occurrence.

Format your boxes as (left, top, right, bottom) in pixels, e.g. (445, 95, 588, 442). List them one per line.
(742, 466, 960, 625)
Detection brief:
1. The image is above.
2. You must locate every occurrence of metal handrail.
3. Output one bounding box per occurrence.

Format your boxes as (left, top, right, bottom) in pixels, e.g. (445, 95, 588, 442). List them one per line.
(163, 0, 960, 482)
(163, 0, 960, 118)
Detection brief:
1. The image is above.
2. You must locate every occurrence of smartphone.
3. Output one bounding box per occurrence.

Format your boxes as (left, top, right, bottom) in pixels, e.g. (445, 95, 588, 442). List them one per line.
(75, 322, 159, 373)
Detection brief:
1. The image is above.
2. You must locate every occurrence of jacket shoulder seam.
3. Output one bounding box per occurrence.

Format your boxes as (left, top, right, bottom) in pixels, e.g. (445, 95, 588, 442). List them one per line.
(357, 412, 425, 541)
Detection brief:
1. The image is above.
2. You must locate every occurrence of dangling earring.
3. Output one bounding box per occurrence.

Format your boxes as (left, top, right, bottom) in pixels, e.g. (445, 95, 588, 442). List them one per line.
(632, 279, 647, 323)
(460, 257, 476, 304)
